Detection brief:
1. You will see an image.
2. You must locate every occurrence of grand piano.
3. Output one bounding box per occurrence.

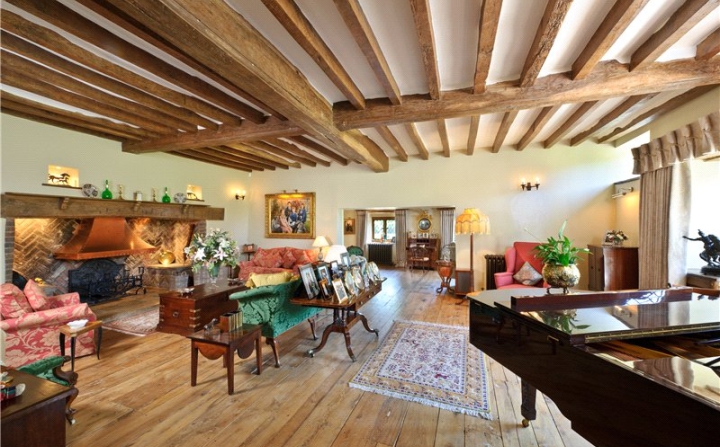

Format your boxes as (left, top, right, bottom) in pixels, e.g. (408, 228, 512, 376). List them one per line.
(469, 287, 720, 447)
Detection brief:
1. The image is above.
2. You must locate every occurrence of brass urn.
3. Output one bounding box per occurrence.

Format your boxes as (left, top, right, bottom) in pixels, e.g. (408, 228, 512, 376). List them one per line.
(158, 250, 176, 266)
(541, 264, 580, 294)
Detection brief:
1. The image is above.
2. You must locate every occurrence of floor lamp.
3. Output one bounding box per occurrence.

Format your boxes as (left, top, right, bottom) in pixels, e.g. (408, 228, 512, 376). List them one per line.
(455, 208, 490, 301)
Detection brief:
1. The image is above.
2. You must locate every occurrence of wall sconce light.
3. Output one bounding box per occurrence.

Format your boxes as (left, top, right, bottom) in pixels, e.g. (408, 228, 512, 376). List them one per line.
(520, 177, 540, 191)
(612, 187, 634, 199)
(235, 190, 246, 201)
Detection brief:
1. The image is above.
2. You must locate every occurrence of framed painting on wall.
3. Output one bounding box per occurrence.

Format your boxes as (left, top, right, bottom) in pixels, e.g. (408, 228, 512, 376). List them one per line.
(344, 218, 355, 234)
(265, 192, 315, 239)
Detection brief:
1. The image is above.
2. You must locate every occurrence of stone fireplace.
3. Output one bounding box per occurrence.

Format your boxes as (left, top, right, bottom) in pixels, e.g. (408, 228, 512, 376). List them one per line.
(2, 192, 224, 297)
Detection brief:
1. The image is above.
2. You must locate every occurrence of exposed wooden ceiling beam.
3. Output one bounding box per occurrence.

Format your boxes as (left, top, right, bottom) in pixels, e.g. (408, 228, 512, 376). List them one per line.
(376, 126, 408, 162)
(177, 150, 253, 172)
(262, 0, 366, 110)
(4, 0, 265, 124)
(210, 146, 279, 171)
(288, 136, 350, 166)
(266, 138, 331, 166)
(246, 141, 316, 167)
(630, 0, 720, 71)
(467, 116, 480, 155)
(571, 0, 649, 80)
(1, 10, 241, 125)
(473, 0, 502, 94)
(516, 105, 561, 150)
(519, 0, 573, 88)
(570, 94, 657, 146)
(409, 0, 440, 100)
(190, 147, 267, 171)
(437, 119, 450, 157)
(696, 27, 720, 60)
(334, 0, 402, 105)
(224, 143, 299, 169)
(492, 111, 519, 152)
(544, 101, 599, 148)
(123, 119, 303, 154)
(404, 123, 430, 160)
(74, 0, 285, 119)
(107, 0, 388, 172)
(1, 95, 139, 142)
(334, 59, 720, 129)
(598, 86, 716, 143)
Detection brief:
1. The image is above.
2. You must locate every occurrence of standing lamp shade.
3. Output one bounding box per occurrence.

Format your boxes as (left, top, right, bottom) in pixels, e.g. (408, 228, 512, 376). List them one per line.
(455, 208, 490, 296)
(313, 236, 330, 261)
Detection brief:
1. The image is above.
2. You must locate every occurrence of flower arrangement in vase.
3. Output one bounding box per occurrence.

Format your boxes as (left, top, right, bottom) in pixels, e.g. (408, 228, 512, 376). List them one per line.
(184, 229, 239, 286)
(534, 221, 589, 294)
(608, 230, 628, 246)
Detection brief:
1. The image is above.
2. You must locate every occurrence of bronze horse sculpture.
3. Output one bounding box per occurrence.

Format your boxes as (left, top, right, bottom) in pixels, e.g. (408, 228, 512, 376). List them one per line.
(684, 230, 720, 269)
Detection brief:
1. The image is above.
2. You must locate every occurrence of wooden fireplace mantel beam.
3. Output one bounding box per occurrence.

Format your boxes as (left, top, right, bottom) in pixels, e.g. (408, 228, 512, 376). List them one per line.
(0, 192, 224, 220)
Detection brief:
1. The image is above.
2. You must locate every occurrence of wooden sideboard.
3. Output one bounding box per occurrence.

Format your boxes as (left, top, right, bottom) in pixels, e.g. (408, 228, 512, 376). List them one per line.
(587, 245, 639, 291)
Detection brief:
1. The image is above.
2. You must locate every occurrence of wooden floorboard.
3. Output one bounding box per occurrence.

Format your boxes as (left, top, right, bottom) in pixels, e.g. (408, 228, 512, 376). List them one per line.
(65, 268, 594, 447)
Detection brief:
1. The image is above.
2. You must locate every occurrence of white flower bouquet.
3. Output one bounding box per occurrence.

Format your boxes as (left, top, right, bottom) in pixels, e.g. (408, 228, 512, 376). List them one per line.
(184, 229, 239, 276)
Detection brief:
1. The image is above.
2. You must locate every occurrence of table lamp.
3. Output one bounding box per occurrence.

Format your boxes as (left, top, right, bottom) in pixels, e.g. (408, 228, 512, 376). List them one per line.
(455, 208, 490, 296)
(313, 236, 330, 261)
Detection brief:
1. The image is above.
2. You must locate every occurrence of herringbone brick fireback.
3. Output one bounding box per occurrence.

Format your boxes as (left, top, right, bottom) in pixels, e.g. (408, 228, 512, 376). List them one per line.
(12, 217, 197, 294)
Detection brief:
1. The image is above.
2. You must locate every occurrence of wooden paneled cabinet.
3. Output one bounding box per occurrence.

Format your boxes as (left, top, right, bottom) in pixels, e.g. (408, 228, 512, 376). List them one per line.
(587, 245, 639, 291)
(406, 237, 440, 269)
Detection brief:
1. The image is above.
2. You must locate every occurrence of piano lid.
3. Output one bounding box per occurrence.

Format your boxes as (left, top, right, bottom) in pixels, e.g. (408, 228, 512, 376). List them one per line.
(496, 289, 720, 344)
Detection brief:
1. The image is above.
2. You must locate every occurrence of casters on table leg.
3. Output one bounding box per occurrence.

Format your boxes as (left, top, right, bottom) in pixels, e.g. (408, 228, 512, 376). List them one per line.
(521, 418, 530, 428)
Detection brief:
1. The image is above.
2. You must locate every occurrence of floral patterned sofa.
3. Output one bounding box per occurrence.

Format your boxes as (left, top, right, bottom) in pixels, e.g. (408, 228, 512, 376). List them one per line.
(0, 280, 97, 368)
(238, 247, 317, 282)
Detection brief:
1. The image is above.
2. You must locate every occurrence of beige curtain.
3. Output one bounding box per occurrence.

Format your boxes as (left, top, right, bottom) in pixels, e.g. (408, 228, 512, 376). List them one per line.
(439, 208, 455, 252)
(638, 167, 672, 289)
(395, 209, 407, 267)
(668, 162, 691, 286)
(356, 210, 367, 253)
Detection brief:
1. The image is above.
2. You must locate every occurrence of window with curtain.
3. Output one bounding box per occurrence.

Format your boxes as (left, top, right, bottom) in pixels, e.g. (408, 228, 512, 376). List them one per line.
(372, 218, 395, 241)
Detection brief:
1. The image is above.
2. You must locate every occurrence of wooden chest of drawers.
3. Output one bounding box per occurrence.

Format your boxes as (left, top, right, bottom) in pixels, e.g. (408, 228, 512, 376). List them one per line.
(158, 283, 246, 335)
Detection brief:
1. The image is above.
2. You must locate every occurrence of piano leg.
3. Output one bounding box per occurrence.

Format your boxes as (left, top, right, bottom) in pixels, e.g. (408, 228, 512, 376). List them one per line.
(520, 379, 537, 427)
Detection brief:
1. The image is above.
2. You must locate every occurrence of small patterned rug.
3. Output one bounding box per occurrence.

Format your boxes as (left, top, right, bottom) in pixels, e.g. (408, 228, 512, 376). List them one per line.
(349, 320, 492, 419)
(104, 307, 159, 336)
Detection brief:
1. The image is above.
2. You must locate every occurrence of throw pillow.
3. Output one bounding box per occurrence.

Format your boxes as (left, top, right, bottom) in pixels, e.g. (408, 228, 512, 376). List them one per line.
(281, 249, 299, 269)
(1, 283, 33, 319)
(24, 279, 49, 311)
(247, 271, 292, 288)
(513, 262, 543, 286)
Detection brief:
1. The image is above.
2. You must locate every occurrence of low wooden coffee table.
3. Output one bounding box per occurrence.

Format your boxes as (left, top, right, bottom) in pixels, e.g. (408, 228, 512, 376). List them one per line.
(187, 323, 263, 395)
(59, 320, 103, 371)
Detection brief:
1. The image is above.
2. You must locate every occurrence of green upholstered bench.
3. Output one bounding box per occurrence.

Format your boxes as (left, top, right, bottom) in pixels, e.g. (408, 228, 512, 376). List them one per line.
(229, 279, 322, 367)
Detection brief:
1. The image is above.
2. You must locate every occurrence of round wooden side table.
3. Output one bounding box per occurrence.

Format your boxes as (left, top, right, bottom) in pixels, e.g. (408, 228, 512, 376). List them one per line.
(436, 260, 454, 294)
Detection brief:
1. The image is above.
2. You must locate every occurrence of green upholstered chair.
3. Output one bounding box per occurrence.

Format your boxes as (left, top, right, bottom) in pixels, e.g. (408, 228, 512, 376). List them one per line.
(17, 355, 79, 424)
(347, 245, 363, 257)
(229, 279, 322, 367)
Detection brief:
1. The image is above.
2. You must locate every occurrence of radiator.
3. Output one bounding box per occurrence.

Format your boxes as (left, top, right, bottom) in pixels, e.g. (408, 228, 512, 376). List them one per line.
(484, 254, 506, 290)
(368, 243, 393, 266)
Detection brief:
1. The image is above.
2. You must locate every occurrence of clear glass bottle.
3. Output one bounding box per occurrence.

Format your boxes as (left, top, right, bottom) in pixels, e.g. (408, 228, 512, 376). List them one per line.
(101, 180, 113, 200)
(162, 187, 171, 203)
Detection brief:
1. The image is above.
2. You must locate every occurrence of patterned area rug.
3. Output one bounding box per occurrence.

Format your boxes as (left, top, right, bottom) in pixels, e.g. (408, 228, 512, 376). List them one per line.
(349, 320, 492, 419)
(104, 307, 159, 336)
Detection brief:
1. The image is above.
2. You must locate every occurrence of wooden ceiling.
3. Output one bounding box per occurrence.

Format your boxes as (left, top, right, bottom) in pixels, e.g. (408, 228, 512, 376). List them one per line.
(1, 0, 719, 173)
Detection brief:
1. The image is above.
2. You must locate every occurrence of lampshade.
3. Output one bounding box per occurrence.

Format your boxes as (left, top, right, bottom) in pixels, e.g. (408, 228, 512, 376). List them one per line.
(312, 236, 330, 248)
(455, 208, 490, 235)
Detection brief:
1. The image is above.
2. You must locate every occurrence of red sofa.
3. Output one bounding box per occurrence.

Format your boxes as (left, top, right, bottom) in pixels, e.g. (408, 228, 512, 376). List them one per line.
(494, 241, 547, 289)
(0, 280, 97, 368)
(238, 247, 317, 282)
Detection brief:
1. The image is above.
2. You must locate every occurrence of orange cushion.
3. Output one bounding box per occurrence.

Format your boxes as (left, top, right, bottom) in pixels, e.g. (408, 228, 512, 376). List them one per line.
(1, 283, 33, 319)
(23, 279, 48, 311)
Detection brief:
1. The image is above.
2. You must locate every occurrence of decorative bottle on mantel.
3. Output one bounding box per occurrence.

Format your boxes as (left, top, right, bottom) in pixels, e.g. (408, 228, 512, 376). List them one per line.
(162, 187, 171, 203)
(101, 180, 113, 200)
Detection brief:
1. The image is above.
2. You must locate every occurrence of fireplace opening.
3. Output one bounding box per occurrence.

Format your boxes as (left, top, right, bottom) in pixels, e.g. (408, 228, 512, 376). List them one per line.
(68, 259, 146, 304)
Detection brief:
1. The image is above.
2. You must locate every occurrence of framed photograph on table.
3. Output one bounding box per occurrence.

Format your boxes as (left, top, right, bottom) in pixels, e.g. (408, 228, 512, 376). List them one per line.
(299, 264, 320, 298)
(340, 252, 351, 268)
(316, 263, 332, 284)
(265, 191, 315, 239)
(332, 278, 348, 304)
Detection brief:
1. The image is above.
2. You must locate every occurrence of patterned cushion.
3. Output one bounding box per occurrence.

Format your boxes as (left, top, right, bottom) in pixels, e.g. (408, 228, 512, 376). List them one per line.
(1, 284, 33, 319)
(23, 280, 48, 311)
(513, 262, 543, 286)
(281, 249, 299, 269)
(253, 248, 284, 268)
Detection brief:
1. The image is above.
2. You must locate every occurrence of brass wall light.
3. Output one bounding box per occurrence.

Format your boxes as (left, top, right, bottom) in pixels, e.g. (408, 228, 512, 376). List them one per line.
(235, 190, 246, 200)
(520, 177, 540, 191)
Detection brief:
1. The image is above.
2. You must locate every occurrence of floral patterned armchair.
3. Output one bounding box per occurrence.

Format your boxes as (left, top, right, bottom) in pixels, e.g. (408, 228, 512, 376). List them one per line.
(0, 280, 97, 368)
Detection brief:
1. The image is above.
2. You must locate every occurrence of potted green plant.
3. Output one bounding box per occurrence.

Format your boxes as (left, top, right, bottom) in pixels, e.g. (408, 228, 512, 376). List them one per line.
(534, 221, 589, 294)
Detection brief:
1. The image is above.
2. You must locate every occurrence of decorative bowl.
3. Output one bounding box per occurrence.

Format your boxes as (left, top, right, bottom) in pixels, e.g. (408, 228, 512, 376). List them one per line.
(67, 319, 88, 329)
(173, 192, 187, 204)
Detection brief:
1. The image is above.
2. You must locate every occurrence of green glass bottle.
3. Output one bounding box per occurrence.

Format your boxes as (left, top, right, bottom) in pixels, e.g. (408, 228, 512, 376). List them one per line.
(162, 187, 171, 203)
(101, 180, 113, 200)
